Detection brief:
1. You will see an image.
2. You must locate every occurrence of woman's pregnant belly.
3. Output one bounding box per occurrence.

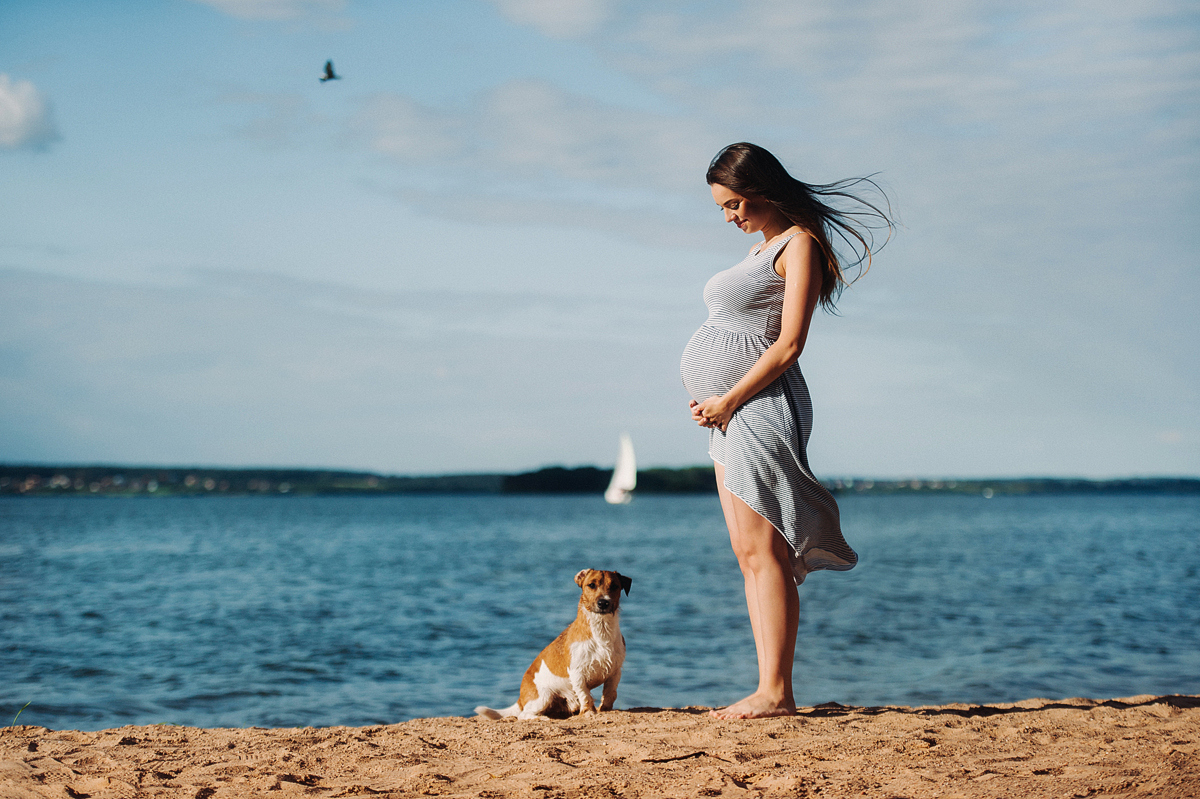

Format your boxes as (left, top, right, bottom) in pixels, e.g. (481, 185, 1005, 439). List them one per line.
(680, 324, 771, 403)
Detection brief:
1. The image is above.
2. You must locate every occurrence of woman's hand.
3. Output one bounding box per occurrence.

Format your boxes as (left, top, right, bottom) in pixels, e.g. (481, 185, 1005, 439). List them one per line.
(691, 397, 733, 431)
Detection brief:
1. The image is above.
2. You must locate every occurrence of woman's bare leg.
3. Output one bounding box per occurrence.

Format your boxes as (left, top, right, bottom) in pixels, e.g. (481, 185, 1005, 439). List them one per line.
(711, 461, 799, 719)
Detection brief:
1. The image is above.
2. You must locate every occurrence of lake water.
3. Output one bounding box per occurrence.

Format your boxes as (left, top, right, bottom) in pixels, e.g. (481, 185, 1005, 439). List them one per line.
(2, 492, 1198, 730)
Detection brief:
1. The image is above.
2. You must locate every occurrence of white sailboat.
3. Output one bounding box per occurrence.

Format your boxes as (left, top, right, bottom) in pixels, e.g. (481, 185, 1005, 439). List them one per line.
(604, 433, 637, 504)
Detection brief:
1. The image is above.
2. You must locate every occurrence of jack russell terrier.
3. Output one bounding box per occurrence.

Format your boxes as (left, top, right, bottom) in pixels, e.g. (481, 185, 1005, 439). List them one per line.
(475, 569, 632, 720)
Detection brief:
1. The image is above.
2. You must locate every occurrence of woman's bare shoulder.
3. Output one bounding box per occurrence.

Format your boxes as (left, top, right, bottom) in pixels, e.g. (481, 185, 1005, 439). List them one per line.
(775, 228, 818, 277)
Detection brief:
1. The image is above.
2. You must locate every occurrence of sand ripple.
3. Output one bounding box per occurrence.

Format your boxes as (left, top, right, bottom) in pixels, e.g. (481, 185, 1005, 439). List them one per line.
(2, 695, 1197, 798)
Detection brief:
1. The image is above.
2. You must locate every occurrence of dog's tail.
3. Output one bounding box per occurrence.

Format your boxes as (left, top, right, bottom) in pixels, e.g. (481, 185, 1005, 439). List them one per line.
(474, 702, 520, 720)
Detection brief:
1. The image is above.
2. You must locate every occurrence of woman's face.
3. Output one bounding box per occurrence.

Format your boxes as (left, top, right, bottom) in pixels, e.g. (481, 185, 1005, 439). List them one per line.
(710, 183, 774, 235)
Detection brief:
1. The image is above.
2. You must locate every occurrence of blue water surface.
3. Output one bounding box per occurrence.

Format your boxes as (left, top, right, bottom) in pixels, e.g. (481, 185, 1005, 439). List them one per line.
(1, 492, 1197, 730)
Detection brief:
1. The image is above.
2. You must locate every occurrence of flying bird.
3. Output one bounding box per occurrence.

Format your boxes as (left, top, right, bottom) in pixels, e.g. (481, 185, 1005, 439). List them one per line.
(320, 60, 341, 82)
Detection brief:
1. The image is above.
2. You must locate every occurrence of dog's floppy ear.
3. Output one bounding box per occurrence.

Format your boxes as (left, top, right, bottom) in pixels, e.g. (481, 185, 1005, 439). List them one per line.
(575, 569, 589, 587)
(618, 573, 632, 595)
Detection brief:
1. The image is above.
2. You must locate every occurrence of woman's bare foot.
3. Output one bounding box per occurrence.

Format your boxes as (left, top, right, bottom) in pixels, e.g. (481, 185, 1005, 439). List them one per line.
(708, 692, 796, 720)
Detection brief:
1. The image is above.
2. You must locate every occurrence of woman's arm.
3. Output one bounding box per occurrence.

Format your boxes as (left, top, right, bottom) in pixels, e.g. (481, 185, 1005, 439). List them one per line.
(695, 230, 822, 430)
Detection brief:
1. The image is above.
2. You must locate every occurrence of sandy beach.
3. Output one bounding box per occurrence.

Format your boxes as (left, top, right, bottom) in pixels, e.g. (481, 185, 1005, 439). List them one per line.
(2, 694, 1196, 798)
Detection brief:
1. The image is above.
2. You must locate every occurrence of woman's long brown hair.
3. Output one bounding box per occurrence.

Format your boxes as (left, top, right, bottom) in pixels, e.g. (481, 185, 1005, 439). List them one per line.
(706, 142, 894, 311)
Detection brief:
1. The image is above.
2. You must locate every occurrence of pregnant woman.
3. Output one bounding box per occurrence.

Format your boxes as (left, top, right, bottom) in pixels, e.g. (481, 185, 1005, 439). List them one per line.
(681, 142, 892, 719)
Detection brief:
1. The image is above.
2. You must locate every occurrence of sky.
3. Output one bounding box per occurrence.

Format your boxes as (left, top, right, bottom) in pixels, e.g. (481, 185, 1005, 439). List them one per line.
(1, 0, 1197, 478)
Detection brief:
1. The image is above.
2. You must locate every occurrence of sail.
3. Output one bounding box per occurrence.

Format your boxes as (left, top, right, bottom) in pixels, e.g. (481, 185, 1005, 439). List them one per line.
(604, 433, 637, 504)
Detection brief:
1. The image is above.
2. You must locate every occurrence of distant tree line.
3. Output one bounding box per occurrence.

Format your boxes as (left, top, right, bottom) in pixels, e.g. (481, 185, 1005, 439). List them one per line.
(500, 466, 718, 494)
(1, 464, 1196, 497)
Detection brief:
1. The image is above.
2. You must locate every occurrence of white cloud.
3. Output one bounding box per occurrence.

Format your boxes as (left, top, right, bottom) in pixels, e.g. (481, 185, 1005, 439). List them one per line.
(352, 80, 729, 245)
(611, 0, 1200, 162)
(357, 80, 718, 193)
(354, 1, 1197, 260)
(477, 80, 711, 191)
(487, 0, 617, 38)
(355, 94, 467, 163)
(0, 74, 59, 151)
(186, 0, 345, 21)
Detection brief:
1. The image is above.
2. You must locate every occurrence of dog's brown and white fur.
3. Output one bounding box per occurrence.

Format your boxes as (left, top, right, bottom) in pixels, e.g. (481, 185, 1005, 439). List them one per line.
(475, 569, 631, 720)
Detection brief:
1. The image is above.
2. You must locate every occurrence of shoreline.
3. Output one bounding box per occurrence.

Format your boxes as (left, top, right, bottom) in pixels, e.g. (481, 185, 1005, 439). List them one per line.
(4, 463, 1198, 498)
(3, 695, 1196, 798)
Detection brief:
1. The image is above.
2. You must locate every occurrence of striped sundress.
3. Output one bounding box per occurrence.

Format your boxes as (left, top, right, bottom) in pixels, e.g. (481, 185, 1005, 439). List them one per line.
(680, 232, 857, 585)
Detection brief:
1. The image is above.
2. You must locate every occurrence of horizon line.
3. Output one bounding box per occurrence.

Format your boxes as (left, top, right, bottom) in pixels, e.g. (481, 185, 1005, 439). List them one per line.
(2, 462, 1198, 482)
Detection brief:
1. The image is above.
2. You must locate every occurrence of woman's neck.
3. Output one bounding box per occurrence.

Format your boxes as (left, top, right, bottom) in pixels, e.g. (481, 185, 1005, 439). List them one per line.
(760, 221, 798, 248)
